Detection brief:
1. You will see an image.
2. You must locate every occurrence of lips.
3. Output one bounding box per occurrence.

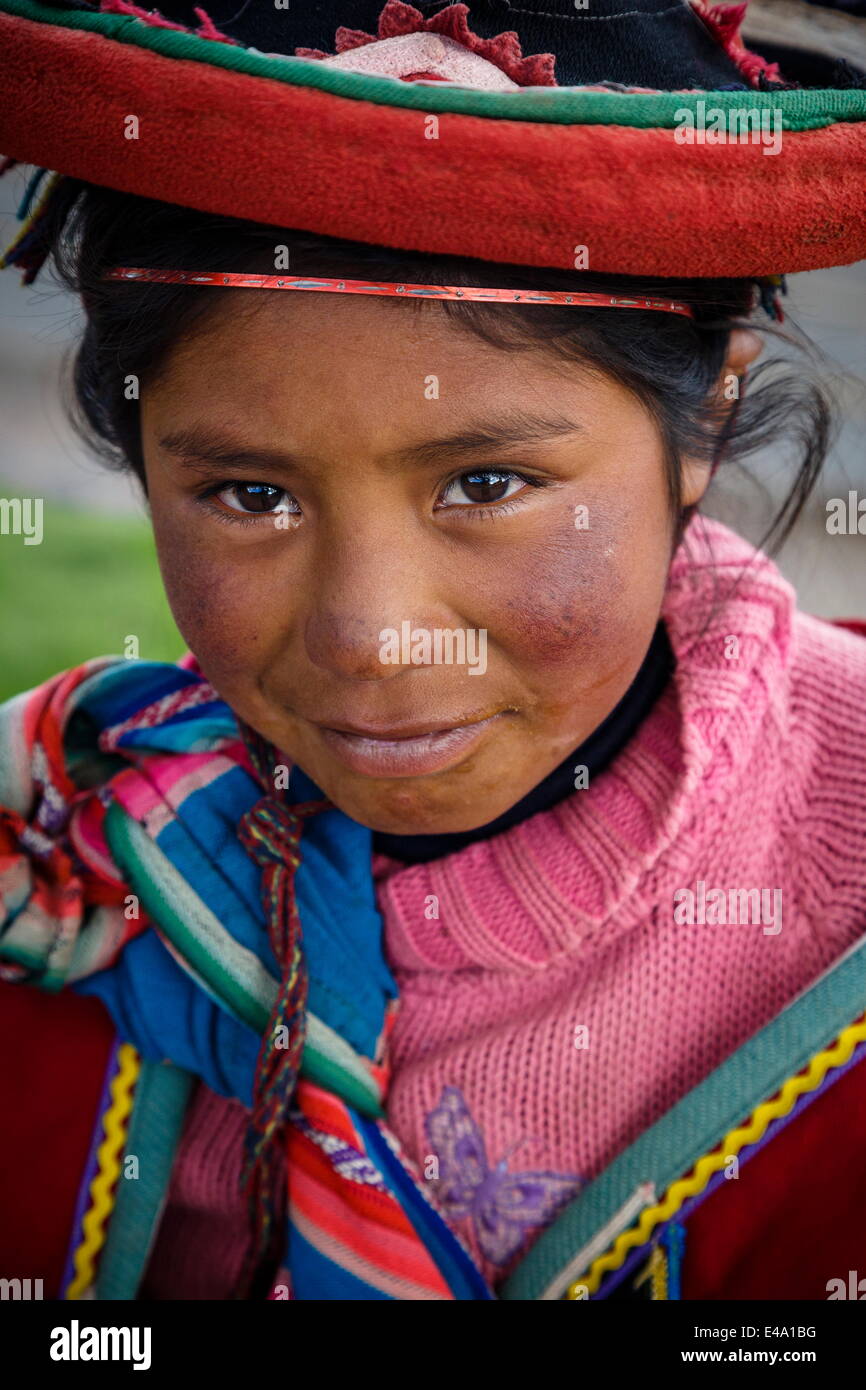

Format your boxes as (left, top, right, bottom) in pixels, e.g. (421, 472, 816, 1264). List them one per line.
(317, 712, 504, 777)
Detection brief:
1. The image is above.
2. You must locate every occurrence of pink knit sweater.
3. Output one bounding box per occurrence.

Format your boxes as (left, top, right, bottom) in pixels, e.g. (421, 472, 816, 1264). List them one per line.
(141, 518, 866, 1298)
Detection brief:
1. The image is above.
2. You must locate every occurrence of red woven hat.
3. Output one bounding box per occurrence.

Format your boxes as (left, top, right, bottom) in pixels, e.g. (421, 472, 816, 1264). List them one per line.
(1, 0, 865, 277)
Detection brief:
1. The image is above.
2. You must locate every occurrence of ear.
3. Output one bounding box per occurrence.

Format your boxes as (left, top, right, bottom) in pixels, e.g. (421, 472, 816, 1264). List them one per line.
(680, 328, 764, 507)
(722, 326, 764, 382)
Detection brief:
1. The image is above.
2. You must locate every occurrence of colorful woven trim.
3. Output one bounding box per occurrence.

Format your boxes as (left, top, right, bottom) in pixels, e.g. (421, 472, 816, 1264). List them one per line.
(503, 910, 866, 1302)
(101, 799, 387, 1119)
(62, 1040, 141, 1300)
(566, 1010, 866, 1300)
(285, 1081, 492, 1300)
(94, 1058, 194, 1300)
(103, 269, 697, 317)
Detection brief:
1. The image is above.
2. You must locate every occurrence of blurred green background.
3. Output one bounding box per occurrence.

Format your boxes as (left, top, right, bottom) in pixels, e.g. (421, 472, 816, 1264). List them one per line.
(0, 492, 183, 700)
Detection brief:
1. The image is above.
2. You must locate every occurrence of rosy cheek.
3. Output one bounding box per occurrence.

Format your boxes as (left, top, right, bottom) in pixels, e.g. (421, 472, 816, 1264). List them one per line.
(154, 534, 267, 689)
(498, 516, 632, 667)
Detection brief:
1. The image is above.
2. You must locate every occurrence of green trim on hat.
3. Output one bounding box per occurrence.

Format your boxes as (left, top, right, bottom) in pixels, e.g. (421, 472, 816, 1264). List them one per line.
(3, 0, 866, 130)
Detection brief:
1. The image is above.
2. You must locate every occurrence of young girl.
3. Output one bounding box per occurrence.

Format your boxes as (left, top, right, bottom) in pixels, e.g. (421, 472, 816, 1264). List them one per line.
(1, 0, 865, 1302)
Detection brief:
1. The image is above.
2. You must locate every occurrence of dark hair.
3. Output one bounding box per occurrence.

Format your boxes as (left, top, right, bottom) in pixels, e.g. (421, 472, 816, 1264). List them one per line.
(41, 180, 831, 553)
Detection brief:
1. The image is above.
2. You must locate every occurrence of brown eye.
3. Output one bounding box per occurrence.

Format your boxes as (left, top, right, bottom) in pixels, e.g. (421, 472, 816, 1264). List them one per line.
(216, 483, 300, 516)
(442, 471, 524, 507)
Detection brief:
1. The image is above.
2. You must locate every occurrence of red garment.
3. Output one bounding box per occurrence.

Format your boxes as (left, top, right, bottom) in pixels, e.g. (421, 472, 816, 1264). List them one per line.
(683, 1051, 866, 1300)
(0, 982, 115, 1293)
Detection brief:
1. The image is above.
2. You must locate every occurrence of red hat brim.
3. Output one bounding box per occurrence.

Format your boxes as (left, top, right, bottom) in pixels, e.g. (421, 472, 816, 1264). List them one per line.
(2, 0, 866, 277)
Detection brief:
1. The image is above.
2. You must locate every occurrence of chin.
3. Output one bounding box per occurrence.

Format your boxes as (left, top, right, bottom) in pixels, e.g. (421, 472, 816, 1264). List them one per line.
(322, 775, 506, 838)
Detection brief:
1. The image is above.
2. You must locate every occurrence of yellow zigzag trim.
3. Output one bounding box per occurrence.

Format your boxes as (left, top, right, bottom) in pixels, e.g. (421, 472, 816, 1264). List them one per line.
(568, 1013, 866, 1300)
(66, 1042, 141, 1300)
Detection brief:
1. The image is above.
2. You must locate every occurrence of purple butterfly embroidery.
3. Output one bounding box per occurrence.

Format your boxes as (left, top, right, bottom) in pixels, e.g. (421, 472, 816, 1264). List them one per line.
(424, 1085, 581, 1266)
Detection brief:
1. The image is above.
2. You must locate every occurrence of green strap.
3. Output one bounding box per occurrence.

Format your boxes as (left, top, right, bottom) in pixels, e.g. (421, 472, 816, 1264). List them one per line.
(2, 0, 866, 129)
(503, 934, 866, 1300)
(95, 1058, 195, 1301)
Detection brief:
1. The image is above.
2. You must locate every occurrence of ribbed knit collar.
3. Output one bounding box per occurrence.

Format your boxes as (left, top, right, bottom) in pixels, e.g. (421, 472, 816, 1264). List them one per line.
(377, 517, 796, 972)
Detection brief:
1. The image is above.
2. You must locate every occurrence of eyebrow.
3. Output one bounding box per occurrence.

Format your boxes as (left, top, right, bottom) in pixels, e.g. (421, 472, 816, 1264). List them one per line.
(156, 426, 309, 475)
(395, 410, 585, 467)
(157, 410, 585, 475)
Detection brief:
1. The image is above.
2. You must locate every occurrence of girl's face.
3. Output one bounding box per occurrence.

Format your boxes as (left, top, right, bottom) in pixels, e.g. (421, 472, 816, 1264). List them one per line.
(140, 292, 704, 834)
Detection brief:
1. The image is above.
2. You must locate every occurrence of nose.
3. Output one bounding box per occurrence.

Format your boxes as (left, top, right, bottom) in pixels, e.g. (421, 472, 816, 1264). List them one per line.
(302, 528, 443, 682)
